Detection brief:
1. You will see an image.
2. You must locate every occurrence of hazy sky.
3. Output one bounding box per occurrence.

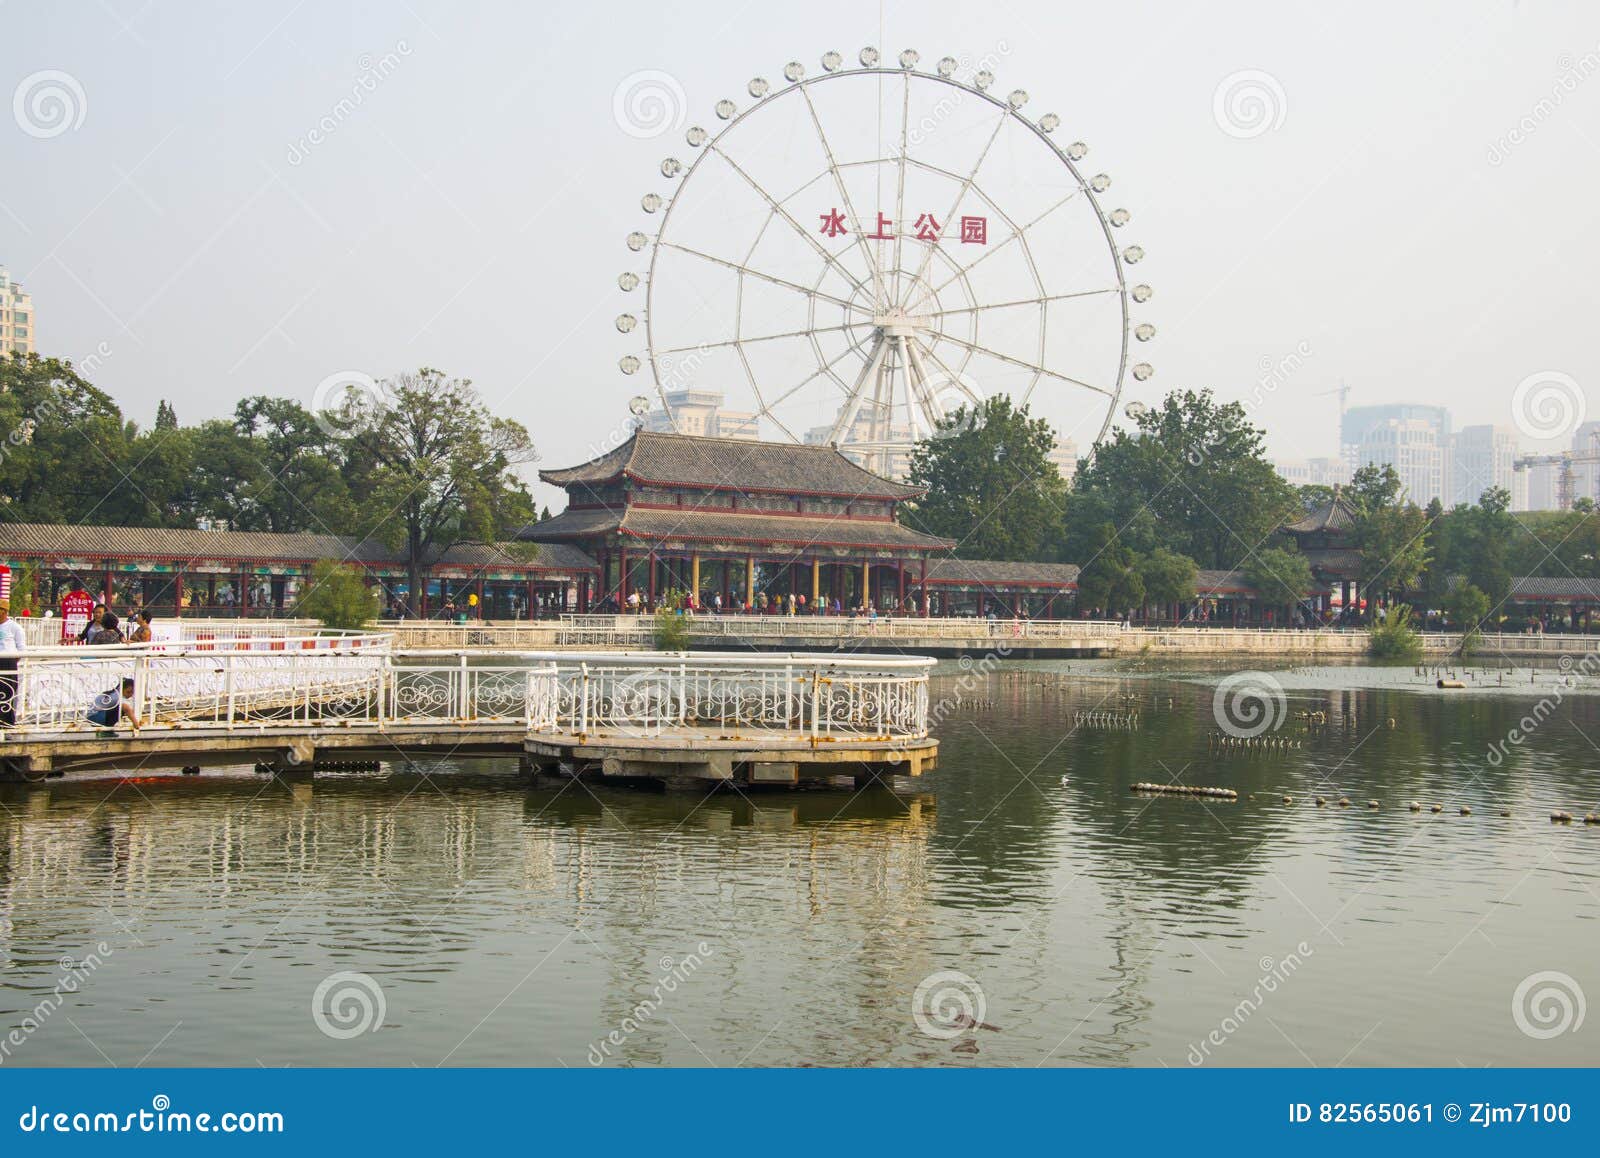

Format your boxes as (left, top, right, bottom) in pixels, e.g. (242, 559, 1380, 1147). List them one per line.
(5, 0, 1599, 507)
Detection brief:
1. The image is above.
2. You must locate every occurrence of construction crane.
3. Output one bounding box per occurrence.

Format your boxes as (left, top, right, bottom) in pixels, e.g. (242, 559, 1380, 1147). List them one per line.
(1314, 381, 1350, 419)
(1514, 430, 1600, 510)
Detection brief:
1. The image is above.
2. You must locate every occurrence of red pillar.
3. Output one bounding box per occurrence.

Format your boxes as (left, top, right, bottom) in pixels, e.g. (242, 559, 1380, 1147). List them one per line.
(618, 545, 629, 606)
(920, 555, 929, 617)
(897, 560, 906, 609)
(526, 577, 536, 619)
(173, 571, 184, 617)
(647, 550, 657, 606)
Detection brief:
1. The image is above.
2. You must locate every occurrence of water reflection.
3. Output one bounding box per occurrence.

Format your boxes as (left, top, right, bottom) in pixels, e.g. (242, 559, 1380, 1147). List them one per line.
(2, 660, 1597, 1067)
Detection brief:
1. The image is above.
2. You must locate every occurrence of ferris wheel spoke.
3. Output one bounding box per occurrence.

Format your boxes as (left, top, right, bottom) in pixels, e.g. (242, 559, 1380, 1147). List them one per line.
(927, 330, 1114, 397)
(899, 104, 1011, 309)
(902, 336, 948, 429)
(922, 287, 1121, 320)
(659, 242, 873, 315)
(798, 86, 887, 302)
(756, 324, 879, 420)
(913, 339, 985, 409)
(827, 335, 888, 444)
(893, 72, 911, 309)
(652, 322, 866, 359)
(908, 186, 1087, 313)
(706, 144, 873, 301)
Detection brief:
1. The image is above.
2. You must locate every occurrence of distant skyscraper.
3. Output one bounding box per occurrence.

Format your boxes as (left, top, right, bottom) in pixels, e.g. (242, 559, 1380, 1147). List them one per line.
(1570, 420, 1600, 506)
(1342, 403, 1451, 504)
(1518, 458, 1562, 512)
(640, 388, 760, 441)
(1049, 437, 1079, 485)
(804, 401, 915, 481)
(1274, 456, 1349, 488)
(0, 266, 34, 356)
(1449, 425, 1517, 506)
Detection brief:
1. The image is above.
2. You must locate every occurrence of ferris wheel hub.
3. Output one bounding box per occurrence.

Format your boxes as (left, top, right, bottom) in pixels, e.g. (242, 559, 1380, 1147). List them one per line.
(873, 310, 926, 337)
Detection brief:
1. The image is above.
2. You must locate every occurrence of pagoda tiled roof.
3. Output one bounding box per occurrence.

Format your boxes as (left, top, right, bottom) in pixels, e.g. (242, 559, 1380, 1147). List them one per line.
(539, 431, 924, 500)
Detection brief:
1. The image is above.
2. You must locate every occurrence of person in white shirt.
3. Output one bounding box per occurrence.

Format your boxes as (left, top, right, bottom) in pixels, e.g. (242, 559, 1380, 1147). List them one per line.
(0, 602, 25, 729)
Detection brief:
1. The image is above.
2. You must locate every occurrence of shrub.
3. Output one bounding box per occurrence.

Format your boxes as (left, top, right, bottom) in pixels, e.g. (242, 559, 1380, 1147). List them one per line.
(295, 560, 379, 631)
(653, 606, 691, 651)
(1368, 603, 1423, 662)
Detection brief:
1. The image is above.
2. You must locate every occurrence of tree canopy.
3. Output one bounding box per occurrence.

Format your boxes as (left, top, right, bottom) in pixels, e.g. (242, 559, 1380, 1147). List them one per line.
(1071, 388, 1296, 569)
(1, 353, 537, 612)
(903, 395, 1068, 560)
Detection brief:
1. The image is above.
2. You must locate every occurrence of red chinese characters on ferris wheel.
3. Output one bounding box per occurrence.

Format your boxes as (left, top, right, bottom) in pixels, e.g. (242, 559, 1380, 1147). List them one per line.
(818, 208, 988, 244)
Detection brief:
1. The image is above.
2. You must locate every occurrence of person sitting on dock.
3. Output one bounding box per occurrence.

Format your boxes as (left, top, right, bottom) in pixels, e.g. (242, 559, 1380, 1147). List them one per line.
(87, 678, 141, 733)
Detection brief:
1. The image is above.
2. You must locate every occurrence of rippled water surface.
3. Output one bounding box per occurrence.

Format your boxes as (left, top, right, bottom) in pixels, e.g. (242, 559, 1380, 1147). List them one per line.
(3, 659, 1597, 1067)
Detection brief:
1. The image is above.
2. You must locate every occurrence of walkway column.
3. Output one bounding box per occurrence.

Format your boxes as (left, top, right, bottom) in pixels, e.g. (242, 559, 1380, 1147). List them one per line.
(618, 545, 629, 606)
(897, 560, 906, 609)
(173, 571, 184, 617)
(691, 552, 700, 602)
(104, 567, 114, 609)
(745, 555, 755, 610)
(861, 559, 871, 609)
(647, 550, 657, 605)
(920, 555, 930, 617)
(811, 558, 820, 609)
(721, 560, 731, 609)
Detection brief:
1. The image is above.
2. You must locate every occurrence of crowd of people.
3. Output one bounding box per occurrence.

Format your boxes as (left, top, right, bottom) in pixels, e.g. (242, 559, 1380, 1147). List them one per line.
(0, 586, 154, 735)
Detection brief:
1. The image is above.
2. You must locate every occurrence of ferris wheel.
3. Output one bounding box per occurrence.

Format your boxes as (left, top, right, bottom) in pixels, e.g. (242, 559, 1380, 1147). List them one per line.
(615, 47, 1154, 476)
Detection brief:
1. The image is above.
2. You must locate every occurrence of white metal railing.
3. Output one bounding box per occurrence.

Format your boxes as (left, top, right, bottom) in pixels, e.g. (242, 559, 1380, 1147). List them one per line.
(556, 613, 1128, 643)
(4, 645, 932, 742)
(9, 634, 392, 732)
(19, 616, 321, 647)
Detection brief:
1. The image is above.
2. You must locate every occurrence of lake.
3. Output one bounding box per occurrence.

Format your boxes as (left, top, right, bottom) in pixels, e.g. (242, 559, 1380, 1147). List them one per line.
(2, 657, 1596, 1067)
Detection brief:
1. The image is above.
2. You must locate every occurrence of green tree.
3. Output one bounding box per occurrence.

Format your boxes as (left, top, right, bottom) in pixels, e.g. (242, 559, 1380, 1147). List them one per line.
(904, 395, 1067, 560)
(1072, 388, 1295, 569)
(1074, 522, 1145, 615)
(1136, 547, 1198, 619)
(1245, 546, 1314, 624)
(0, 351, 132, 522)
(345, 369, 537, 616)
(1445, 582, 1490, 636)
(231, 396, 354, 532)
(295, 560, 379, 630)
